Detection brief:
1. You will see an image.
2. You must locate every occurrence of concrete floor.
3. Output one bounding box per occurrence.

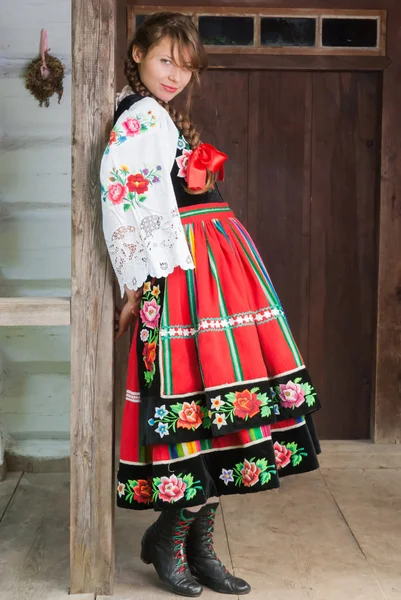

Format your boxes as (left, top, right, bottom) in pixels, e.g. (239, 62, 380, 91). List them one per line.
(1, 441, 401, 600)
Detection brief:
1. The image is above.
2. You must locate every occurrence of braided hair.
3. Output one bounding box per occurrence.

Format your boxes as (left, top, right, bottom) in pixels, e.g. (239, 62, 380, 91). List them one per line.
(124, 12, 217, 193)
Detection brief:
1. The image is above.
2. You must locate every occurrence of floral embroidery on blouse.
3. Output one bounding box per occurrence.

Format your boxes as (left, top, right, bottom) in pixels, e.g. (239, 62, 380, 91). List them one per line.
(272, 378, 317, 410)
(152, 473, 204, 503)
(220, 457, 276, 488)
(109, 110, 157, 147)
(274, 441, 308, 469)
(103, 164, 162, 209)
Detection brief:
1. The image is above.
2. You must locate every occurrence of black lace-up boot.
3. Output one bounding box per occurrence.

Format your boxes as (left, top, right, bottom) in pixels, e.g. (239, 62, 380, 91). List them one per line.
(140, 508, 203, 597)
(187, 503, 251, 595)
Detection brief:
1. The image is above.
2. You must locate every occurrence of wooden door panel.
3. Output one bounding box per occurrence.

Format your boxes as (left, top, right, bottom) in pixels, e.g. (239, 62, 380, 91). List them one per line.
(247, 71, 313, 352)
(309, 72, 380, 439)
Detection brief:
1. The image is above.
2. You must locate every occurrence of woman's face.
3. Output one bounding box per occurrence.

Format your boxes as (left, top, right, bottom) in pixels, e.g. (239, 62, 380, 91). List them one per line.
(133, 37, 193, 102)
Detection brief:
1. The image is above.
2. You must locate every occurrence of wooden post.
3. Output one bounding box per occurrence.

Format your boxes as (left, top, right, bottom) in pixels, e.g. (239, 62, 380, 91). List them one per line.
(374, 4, 401, 443)
(71, 0, 116, 593)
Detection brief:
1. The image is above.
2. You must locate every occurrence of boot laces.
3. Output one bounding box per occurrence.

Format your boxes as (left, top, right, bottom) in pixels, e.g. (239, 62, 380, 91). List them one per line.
(173, 513, 193, 574)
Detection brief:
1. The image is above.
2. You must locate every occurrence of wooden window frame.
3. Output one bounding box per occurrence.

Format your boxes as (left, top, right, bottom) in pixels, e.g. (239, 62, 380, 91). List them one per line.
(128, 7, 386, 56)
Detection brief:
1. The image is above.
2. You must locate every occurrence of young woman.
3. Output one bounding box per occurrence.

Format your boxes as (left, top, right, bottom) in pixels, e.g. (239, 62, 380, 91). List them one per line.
(100, 12, 321, 597)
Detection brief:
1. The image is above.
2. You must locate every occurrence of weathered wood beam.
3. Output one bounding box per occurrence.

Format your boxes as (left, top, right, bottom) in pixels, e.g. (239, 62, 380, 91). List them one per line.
(0, 298, 70, 326)
(374, 5, 401, 443)
(71, 0, 116, 593)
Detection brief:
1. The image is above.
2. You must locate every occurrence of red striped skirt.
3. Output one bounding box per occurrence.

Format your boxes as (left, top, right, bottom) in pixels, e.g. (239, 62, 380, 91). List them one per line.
(117, 203, 321, 510)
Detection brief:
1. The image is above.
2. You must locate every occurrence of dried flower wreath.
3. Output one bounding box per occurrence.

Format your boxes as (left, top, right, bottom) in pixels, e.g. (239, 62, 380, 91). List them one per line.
(25, 30, 64, 107)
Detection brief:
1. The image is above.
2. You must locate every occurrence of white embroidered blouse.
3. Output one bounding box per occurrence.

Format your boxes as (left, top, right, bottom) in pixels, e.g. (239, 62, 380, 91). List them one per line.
(100, 95, 194, 298)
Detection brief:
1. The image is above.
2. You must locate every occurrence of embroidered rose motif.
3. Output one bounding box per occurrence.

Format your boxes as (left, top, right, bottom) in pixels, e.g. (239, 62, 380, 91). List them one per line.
(177, 401, 203, 430)
(122, 117, 141, 136)
(279, 381, 305, 409)
(133, 479, 152, 504)
(233, 390, 262, 419)
(176, 148, 193, 179)
(158, 475, 187, 503)
(241, 459, 261, 487)
(273, 441, 293, 469)
(140, 298, 161, 329)
(109, 130, 117, 144)
(117, 481, 125, 497)
(108, 182, 126, 205)
(143, 341, 157, 371)
(127, 173, 149, 195)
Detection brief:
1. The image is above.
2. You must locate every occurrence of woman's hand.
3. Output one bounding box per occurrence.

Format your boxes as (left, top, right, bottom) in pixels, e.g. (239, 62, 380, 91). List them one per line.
(115, 287, 143, 341)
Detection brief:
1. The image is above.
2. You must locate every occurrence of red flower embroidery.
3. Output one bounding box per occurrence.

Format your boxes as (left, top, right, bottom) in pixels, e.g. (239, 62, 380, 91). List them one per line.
(241, 459, 261, 487)
(273, 442, 293, 469)
(127, 173, 149, 194)
(233, 389, 262, 419)
(177, 401, 203, 430)
(143, 341, 157, 371)
(109, 130, 117, 144)
(133, 479, 152, 504)
(108, 182, 126, 205)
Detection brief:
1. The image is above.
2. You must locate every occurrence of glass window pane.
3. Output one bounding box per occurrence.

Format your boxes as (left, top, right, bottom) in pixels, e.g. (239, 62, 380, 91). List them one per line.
(322, 18, 378, 48)
(261, 17, 316, 47)
(136, 14, 146, 29)
(198, 16, 254, 46)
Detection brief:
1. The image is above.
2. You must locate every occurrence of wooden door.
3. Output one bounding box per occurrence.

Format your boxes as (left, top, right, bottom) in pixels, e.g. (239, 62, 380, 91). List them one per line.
(189, 69, 380, 439)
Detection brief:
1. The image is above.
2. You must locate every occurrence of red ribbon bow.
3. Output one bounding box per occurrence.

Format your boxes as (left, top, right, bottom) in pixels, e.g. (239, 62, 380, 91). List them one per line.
(186, 143, 228, 191)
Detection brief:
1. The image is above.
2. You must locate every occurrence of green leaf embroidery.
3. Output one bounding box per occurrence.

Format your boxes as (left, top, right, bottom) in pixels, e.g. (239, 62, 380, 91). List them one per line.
(257, 392, 269, 403)
(225, 392, 236, 401)
(260, 471, 272, 486)
(292, 454, 303, 467)
(170, 403, 183, 415)
(203, 417, 211, 430)
(305, 394, 316, 407)
(152, 477, 162, 489)
(123, 203, 131, 211)
(250, 387, 260, 394)
(293, 378, 303, 384)
(301, 382, 314, 395)
(144, 370, 154, 385)
(261, 405, 272, 418)
(182, 473, 194, 488)
(128, 191, 135, 200)
(285, 442, 298, 454)
(186, 487, 198, 501)
(138, 195, 147, 202)
(255, 458, 268, 472)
